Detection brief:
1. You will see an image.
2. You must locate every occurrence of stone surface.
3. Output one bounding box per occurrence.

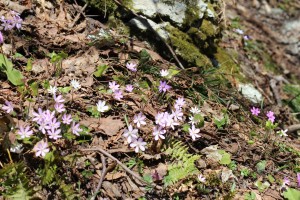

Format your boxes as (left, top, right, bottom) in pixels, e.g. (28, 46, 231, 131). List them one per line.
(238, 83, 263, 104)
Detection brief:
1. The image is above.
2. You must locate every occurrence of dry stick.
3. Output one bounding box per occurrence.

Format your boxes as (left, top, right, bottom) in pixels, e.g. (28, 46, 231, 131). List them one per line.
(69, 3, 88, 28)
(112, 0, 185, 70)
(286, 124, 300, 134)
(90, 154, 108, 200)
(270, 79, 282, 107)
(81, 147, 162, 190)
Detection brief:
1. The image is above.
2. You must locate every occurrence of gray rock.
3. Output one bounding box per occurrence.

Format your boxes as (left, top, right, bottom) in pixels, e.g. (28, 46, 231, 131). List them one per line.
(238, 83, 263, 104)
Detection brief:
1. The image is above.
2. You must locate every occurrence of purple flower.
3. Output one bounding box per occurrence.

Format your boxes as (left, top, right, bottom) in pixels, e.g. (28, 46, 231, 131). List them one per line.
(38, 120, 47, 134)
(62, 114, 72, 124)
(266, 111, 275, 123)
(125, 84, 134, 92)
(297, 173, 300, 188)
(158, 81, 171, 93)
(17, 125, 33, 139)
(189, 125, 201, 141)
(2, 101, 14, 114)
(113, 90, 123, 100)
(33, 140, 49, 158)
(198, 174, 206, 183)
(130, 138, 147, 153)
(54, 95, 65, 103)
(71, 122, 82, 136)
(174, 97, 185, 109)
(13, 15, 22, 29)
(47, 128, 62, 140)
(45, 117, 60, 130)
(165, 114, 179, 130)
(109, 81, 120, 92)
(250, 107, 260, 116)
(153, 126, 166, 140)
(171, 109, 183, 121)
(0, 31, 3, 44)
(243, 35, 250, 40)
(133, 112, 146, 128)
(32, 108, 44, 124)
(54, 103, 65, 113)
(43, 110, 55, 123)
(283, 177, 290, 186)
(123, 125, 138, 143)
(126, 62, 137, 72)
(1, 17, 14, 30)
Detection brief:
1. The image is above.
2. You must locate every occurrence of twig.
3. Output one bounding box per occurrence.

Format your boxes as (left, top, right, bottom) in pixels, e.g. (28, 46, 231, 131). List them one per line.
(69, 3, 88, 28)
(286, 124, 300, 134)
(90, 154, 108, 200)
(112, 0, 185, 70)
(81, 147, 162, 189)
(270, 79, 282, 107)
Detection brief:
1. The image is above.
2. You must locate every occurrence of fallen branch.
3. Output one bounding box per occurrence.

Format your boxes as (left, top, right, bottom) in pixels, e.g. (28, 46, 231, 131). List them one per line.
(90, 154, 108, 200)
(286, 124, 300, 134)
(81, 147, 162, 190)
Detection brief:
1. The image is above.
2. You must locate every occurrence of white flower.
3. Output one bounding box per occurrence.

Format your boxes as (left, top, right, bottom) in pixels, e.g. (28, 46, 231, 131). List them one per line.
(174, 97, 185, 109)
(96, 100, 109, 113)
(160, 69, 169, 77)
(133, 112, 147, 128)
(171, 109, 183, 121)
(277, 129, 288, 137)
(190, 106, 200, 114)
(130, 138, 147, 153)
(235, 28, 244, 35)
(33, 140, 50, 158)
(189, 116, 198, 125)
(54, 103, 65, 113)
(123, 125, 138, 143)
(70, 79, 81, 90)
(10, 143, 23, 153)
(48, 85, 57, 95)
(188, 125, 201, 141)
(153, 126, 166, 140)
(198, 174, 206, 183)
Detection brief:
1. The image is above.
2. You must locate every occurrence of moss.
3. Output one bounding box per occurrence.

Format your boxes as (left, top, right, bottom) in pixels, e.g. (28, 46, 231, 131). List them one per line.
(166, 26, 212, 67)
(183, 2, 201, 28)
(200, 19, 217, 37)
(86, 0, 132, 15)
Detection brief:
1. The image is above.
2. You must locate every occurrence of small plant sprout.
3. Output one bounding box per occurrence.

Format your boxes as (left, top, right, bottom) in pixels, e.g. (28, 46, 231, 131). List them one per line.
(62, 113, 72, 125)
(71, 122, 82, 136)
(2, 101, 14, 114)
(70, 79, 81, 90)
(126, 62, 137, 72)
(123, 125, 138, 143)
(33, 140, 49, 158)
(48, 85, 57, 95)
(160, 69, 169, 77)
(133, 112, 147, 128)
(17, 125, 34, 139)
(174, 97, 185, 109)
(108, 81, 120, 92)
(113, 90, 123, 100)
(96, 100, 109, 113)
(190, 106, 201, 114)
(153, 126, 166, 140)
(266, 111, 275, 123)
(158, 81, 171, 93)
(277, 129, 288, 137)
(189, 125, 201, 141)
(250, 107, 260, 116)
(125, 84, 134, 92)
(130, 138, 147, 153)
(198, 174, 206, 183)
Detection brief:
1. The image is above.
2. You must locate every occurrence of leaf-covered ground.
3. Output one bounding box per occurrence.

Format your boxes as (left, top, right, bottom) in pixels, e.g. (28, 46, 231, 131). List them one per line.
(0, 1, 300, 199)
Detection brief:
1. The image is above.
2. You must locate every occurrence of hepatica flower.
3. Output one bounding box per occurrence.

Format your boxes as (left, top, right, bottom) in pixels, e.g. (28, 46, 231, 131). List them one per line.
(282, 177, 290, 187)
(113, 90, 123, 100)
(96, 100, 109, 113)
(33, 140, 49, 158)
(235, 28, 244, 35)
(123, 125, 138, 143)
(2, 101, 14, 114)
(47, 128, 62, 140)
(48, 85, 57, 95)
(277, 129, 288, 137)
(17, 125, 33, 139)
(190, 106, 201, 114)
(70, 79, 81, 90)
(71, 122, 82, 136)
(0, 31, 3, 44)
(198, 174, 206, 183)
(250, 107, 260, 116)
(266, 111, 275, 123)
(160, 69, 169, 77)
(109, 81, 120, 92)
(126, 62, 137, 72)
(174, 97, 185, 109)
(133, 112, 147, 128)
(130, 138, 147, 153)
(158, 81, 171, 93)
(54, 103, 65, 113)
(297, 173, 300, 188)
(62, 113, 72, 125)
(153, 126, 166, 140)
(54, 95, 65, 103)
(125, 84, 134, 92)
(32, 108, 44, 123)
(171, 109, 183, 121)
(189, 125, 201, 141)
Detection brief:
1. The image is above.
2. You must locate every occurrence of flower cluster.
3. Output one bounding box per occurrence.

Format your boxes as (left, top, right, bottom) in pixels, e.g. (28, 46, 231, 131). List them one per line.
(0, 11, 23, 44)
(108, 81, 134, 101)
(250, 107, 276, 123)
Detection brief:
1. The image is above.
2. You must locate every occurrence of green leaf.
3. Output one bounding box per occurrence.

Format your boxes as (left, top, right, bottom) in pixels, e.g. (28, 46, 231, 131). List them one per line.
(0, 53, 13, 71)
(30, 81, 39, 96)
(26, 58, 32, 71)
(94, 65, 109, 77)
(139, 81, 150, 89)
(283, 188, 300, 200)
(6, 68, 24, 86)
(218, 150, 231, 165)
(182, 123, 190, 133)
(166, 67, 180, 79)
(58, 86, 71, 94)
(256, 160, 266, 173)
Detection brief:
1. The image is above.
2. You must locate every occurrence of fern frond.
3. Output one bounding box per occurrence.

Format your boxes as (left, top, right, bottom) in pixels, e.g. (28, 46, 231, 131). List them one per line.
(163, 140, 200, 187)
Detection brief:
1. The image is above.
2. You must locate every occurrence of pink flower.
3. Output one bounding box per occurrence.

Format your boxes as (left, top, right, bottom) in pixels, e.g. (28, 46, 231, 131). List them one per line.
(133, 112, 146, 128)
(266, 111, 275, 123)
(113, 90, 123, 100)
(33, 140, 49, 158)
(250, 107, 260, 116)
(171, 109, 183, 121)
(54, 103, 65, 113)
(17, 125, 33, 139)
(0, 31, 3, 44)
(32, 108, 44, 124)
(283, 177, 290, 186)
(47, 128, 62, 140)
(189, 125, 201, 141)
(297, 173, 300, 188)
(174, 97, 185, 109)
(2, 101, 14, 114)
(126, 62, 137, 72)
(125, 84, 134, 92)
(62, 114, 72, 125)
(153, 126, 166, 140)
(109, 81, 120, 92)
(71, 122, 82, 136)
(45, 117, 60, 130)
(198, 174, 206, 183)
(54, 95, 65, 103)
(130, 138, 147, 153)
(123, 125, 138, 143)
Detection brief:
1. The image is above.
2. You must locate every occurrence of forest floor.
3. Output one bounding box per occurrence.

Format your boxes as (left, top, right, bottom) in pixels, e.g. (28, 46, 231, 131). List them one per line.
(0, 0, 300, 199)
